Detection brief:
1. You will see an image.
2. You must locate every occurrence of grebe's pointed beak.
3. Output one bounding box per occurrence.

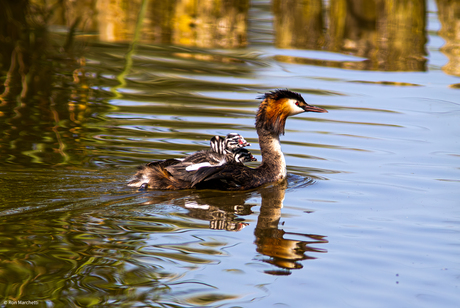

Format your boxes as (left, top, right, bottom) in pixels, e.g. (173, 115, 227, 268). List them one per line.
(303, 104, 328, 113)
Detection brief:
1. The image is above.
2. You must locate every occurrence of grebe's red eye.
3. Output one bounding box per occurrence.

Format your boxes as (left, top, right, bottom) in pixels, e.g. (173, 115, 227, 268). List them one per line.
(295, 102, 299, 106)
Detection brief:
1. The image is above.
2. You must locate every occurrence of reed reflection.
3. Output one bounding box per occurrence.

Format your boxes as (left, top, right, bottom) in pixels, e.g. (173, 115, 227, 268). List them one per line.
(94, 0, 249, 48)
(273, 0, 324, 50)
(436, 0, 460, 82)
(0, 1, 106, 167)
(172, 0, 249, 48)
(22, 0, 442, 72)
(273, 0, 427, 71)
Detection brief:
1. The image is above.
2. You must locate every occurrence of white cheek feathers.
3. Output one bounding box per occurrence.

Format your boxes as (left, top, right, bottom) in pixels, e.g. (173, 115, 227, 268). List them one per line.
(287, 99, 306, 115)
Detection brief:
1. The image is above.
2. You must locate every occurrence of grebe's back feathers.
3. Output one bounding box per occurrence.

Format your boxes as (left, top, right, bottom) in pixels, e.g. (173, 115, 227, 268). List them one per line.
(128, 160, 191, 190)
(191, 164, 263, 191)
(191, 148, 259, 190)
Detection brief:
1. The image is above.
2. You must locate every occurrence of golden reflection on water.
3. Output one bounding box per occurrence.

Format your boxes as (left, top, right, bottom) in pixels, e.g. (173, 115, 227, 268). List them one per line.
(62, 0, 249, 48)
(3, 0, 459, 75)
(274, 0, 427, 71)
(436, 0, 460, 77)
(35, 0, 435, 72)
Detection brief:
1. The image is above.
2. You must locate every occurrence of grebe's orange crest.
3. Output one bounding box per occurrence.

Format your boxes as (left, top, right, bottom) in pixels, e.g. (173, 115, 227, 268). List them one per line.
(256, 89, 327, 135)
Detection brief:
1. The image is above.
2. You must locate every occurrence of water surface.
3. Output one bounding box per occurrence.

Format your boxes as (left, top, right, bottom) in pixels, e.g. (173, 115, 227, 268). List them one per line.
(0, 0, 459, 307)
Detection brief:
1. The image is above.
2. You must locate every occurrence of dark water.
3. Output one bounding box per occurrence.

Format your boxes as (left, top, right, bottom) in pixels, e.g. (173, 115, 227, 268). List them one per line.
(1, 0, 460, 307)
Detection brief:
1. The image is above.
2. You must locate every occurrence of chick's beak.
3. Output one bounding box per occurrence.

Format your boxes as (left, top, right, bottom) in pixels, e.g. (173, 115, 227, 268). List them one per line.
(303, 104, 328, 113)
(239, 139, 250, 147)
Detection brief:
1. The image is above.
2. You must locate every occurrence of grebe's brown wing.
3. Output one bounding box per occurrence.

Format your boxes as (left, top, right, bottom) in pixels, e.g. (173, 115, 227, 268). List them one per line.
(164, 161, 198, 182)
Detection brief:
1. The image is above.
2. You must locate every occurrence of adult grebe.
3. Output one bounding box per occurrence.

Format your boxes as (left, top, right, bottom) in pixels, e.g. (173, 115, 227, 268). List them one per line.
(128, 89, 327, 190)
(191, 89, 327, 190)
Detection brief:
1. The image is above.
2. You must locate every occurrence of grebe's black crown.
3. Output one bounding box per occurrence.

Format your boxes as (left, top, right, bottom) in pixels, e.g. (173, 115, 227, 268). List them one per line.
(257, 89, 306, 103)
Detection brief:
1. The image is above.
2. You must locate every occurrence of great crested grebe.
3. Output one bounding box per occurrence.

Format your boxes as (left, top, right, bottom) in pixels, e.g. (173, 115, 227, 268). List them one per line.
(128, 133, 254, 188)
(128, 89, 327, 190)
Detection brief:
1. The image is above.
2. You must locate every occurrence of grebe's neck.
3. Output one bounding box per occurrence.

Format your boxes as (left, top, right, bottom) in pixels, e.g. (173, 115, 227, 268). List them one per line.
(257, 127, 286, 181)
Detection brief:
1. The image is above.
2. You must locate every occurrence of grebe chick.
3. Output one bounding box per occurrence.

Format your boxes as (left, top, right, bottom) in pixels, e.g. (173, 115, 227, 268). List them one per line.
(127, 133, 252, 188)
(165, 135, 254, 175)
(212, 133, 250, 154)
(181, 133, 250, 168)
